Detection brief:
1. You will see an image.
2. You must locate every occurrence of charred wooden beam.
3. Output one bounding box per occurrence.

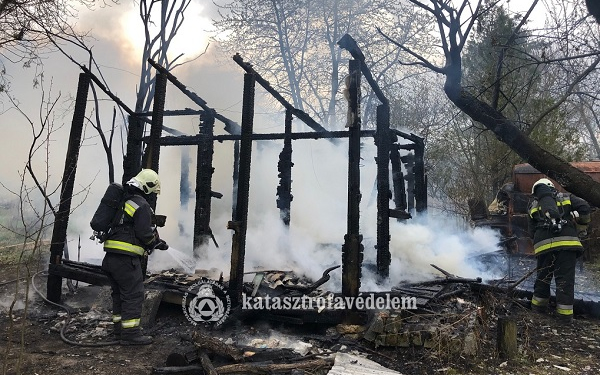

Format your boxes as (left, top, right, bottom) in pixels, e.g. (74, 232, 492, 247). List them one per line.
(47, 72, 90, 303)
(141, 72, 167, 212)
(388, 209, 411, 220)
(139, 72, 168, 276)
(402, 276, 483, 288)
(147, 58, 241, 135)
(276, 109, 294, 226)
(391, 128, 423, 144)
(338, 34, 388, 107)
(136, 109, 205, 117)
(390, 142, 407, 213)
(122, 115, 144, 185)
(401, 153, 415, 213)
(233, 54, 330, 136)
(191, 331, 244, 362)
(228, 73, 256, 306)
(342, 59, 363, 299)
(199, 352, 218, 375)
(398, 144, 416, 151)
(159, 130, 377, 145)
(79, 65, 137, 119)
(413, 136, 427, 213)
(48, 263, 110, 287)
(375, 103, 392, 278)
(193, 110, 216, 253)
(215, 359, 334, 374)
(232, 140, 240, 219)
(153, 359, 335, 375)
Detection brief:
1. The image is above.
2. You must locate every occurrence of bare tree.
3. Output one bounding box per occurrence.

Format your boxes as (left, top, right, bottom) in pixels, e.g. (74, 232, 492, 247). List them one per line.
(135, 0, 208, 113)
(212, 0, 435, 129)
(0, 79, 90, 374)
(0, 0, 107, 93)
(380, 0, 600, 207)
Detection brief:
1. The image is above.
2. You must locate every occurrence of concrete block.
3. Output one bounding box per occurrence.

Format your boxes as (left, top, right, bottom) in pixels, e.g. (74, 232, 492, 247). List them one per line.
(141, 289, 163, 328)
(397, 332, 410, 347)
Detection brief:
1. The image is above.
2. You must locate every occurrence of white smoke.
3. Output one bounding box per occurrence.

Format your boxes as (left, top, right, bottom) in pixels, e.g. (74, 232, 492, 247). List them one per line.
(159, 132, 505, 291)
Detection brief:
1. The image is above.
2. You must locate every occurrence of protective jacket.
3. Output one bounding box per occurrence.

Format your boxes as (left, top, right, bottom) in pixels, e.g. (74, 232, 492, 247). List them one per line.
(103, 187, 158, 257)
(528, 185, 591, 255)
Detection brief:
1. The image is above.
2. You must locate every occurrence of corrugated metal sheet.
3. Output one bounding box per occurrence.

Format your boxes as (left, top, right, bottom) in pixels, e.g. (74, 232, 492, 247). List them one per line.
(327, 352, 404, 375)
(513, 161, 600, 194)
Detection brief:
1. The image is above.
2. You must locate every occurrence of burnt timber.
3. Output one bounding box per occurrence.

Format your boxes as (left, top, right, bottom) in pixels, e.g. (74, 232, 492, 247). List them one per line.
(45, 34, 427, 320)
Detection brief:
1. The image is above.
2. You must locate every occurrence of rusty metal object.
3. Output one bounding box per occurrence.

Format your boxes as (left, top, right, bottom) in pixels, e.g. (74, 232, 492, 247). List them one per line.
(474, 161, 600, 255)
(513, 161, 600, 194)
(282, 265, 341, 293)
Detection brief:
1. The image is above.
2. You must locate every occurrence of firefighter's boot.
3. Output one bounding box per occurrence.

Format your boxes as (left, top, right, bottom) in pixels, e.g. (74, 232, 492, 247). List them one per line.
(110, 322, 121, 340)
(120, 327, 153, 346)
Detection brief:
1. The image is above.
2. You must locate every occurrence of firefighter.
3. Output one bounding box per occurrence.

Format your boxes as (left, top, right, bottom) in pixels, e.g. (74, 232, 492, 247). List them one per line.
(528, 178, 591, 323)
(101, 169, 169, 345)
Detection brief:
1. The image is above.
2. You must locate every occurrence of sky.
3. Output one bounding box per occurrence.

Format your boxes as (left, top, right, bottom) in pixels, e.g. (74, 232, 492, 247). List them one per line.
(0, 0, 538, 291)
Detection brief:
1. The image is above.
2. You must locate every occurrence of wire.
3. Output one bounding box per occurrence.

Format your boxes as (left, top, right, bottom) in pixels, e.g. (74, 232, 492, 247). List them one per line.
(31, 271, 119, 347)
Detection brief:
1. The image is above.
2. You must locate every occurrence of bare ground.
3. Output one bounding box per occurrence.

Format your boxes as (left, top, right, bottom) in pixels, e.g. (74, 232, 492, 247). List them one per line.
(3, 259, 600, 375)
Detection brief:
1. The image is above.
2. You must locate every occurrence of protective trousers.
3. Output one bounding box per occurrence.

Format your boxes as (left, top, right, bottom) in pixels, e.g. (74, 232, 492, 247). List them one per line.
(101, 252, 145, 337)
(532, 250, 577, 317)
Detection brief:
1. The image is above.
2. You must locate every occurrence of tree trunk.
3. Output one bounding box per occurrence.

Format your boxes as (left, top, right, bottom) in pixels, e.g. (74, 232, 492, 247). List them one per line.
(444, 85, 600, 207)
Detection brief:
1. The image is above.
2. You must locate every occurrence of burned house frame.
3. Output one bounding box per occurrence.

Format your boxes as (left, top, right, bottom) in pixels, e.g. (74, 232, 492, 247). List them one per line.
(45, 35, 427, 308)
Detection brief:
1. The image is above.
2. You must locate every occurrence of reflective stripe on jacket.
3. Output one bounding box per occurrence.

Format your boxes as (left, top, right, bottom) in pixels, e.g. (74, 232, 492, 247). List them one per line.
(528, 192, 586, 255)
(104, 192, 156, 257)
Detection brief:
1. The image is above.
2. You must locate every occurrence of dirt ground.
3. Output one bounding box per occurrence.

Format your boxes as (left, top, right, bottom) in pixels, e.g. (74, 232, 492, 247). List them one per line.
(3, 258, 600, 375)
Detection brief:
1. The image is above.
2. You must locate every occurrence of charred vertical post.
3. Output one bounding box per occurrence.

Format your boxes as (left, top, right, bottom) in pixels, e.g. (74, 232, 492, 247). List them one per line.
(413, 137, 427, 213)
(47, 73, 90, 303)
(342, 59, 363, 298)
(402, 153, 415, 213)
(228, 73, 255, 306)
(122, 115, 144, 185)
(193, 111, 216, 254)
(276, 109, 294, 226)
(232, 140, 240, 220)
(390, 142, 407, 213)
(375, 104, 391, 278)
(179, 147, 192, 236)
(142, 72, 167, 211)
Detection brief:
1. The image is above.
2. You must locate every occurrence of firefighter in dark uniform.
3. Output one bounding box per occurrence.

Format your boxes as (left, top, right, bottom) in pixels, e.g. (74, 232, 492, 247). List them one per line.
(101, 169, 169, 345)
(528, 178, 591, 323)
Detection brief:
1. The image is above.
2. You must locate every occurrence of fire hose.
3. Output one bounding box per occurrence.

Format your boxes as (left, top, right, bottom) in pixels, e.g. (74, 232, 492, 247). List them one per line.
(31, 271, 119, 347)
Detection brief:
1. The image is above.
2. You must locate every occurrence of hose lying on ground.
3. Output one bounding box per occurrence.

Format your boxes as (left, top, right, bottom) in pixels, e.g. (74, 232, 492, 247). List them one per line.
(31, 271, 119, 347)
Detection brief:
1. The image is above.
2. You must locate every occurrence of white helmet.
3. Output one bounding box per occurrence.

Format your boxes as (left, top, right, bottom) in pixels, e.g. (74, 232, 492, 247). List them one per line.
(531, 178, 554, 194)
(127, 169, 161, 195)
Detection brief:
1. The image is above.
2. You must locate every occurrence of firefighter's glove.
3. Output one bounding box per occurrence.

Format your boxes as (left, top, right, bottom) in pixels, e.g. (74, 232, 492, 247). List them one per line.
(155, 239, 169, 251)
